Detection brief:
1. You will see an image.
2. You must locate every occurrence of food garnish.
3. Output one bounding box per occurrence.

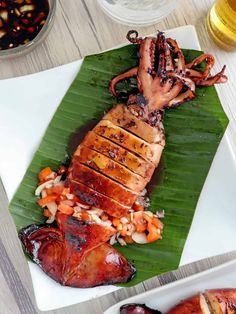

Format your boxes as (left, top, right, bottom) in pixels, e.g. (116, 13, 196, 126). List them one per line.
(35, 167, 163, 245)
(19, 31, 227, 288)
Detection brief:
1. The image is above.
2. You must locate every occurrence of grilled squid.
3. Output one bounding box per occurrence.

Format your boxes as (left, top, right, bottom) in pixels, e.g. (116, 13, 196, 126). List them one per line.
(19, 31, 227, 288)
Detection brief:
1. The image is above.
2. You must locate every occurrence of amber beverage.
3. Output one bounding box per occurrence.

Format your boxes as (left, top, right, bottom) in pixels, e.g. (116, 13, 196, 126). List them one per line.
(207, 0, 236, 50)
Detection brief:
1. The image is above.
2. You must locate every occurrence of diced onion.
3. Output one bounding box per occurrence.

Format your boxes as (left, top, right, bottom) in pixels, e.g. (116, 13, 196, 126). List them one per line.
(120, 217, 129, 224)
(46, 201, 57, 224)
(61, 200, 74, 207)
(41, 190, 47, 198)
(35, 180, 54, 196)
(66, 194, 74, 200)
(100, 220, 112, 227)
(53, 175, 62, 184)
(117, 237, 127, 246)
(76, 202, 90, 209)
(109, 234, 117, 245)
(91, 214, 102, 224)
(73, 206, 82, 212)
(132, 232, 147, 244)
(90, 207, 103, 216)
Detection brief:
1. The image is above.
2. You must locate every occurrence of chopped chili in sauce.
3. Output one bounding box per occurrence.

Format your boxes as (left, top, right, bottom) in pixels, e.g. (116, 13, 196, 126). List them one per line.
(0, 0, 49, 50)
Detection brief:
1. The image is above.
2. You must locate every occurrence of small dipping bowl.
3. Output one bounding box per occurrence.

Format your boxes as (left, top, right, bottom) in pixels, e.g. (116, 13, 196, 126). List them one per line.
(0, 0, 56, 59)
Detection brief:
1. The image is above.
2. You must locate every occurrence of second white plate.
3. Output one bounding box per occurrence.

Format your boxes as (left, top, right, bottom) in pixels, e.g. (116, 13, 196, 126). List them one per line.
(105, 259, 236, 313)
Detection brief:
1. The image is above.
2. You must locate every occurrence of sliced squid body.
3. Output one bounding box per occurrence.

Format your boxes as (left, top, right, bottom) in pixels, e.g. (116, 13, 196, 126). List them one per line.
(68, 104, 165, 218)
(19, 213, 135, 288)
(167, 289, 236, 314)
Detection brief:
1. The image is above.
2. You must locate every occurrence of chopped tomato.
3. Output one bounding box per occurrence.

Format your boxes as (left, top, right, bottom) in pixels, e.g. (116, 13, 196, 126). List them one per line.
(101, 213, 109, 221)
(37, 194, 58, 207)
(112, 218, 120, 227)
(58, 203, 74, 215)
(61, 188, 70, 196)
(147, 222, 161, 243)
(132, 212, 146, 232)
(46, 185, 64, 195)
(43, 209, 51, 218)
(38, 167, 53, 182)
(152, 217, 163, 229)
(147, 232, 161, 243)
(132, 203, 144, 212)
(133, 211, 145, 224)
(147, 222, 156, 233)
(60, 199, 74, 207)
(80, 212, 91, 221)
(124, 235, 134, 244)
(135, 223, 147, 233)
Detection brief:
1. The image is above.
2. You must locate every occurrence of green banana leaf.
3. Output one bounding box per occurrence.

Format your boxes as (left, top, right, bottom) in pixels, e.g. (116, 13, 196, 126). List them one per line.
(9, 44, 228, 286)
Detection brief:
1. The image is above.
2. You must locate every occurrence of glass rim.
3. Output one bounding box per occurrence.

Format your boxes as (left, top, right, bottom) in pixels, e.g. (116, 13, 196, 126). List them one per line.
(97, 0, 179, 26)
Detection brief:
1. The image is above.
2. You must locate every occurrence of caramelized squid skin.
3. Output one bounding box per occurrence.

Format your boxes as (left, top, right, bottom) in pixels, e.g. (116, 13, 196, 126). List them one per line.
(19, 214, 136, 288)
(186, 54, 227, 86)
(110, 31, 227, 119)
(109, 67, 138, 97)
(19, 31, 228, 290)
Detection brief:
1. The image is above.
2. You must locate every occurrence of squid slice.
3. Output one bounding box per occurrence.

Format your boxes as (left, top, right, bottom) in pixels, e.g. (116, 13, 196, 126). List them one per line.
(103, 104, 165, 145)
(68, 162, 138, 207)
(94, 120, 163, 165)
(82, 131, 156, 178)
(73, 146, 148, 192)
(68, 180, 130, 218)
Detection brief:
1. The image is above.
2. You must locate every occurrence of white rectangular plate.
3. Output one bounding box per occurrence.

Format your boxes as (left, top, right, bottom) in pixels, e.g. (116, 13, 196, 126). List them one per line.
(104, 259, 236, 313)
(0, 25, 235, 311)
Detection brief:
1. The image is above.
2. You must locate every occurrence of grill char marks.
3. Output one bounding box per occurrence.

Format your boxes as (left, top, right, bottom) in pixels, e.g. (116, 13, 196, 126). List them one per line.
(19, 213, 136, 287)
(68, 104, 164, 217)
(204, 289, 236, 314)
(167, 294, 205, 314)
(94, 120, 163, 165)
(167, 289, 236, 314)
(68, 180, 130, 218)
(73, 146, 148, 192)
(82, 131, 156, 178)
(68, 163, 137, 206)
(104, 104, 165, 146)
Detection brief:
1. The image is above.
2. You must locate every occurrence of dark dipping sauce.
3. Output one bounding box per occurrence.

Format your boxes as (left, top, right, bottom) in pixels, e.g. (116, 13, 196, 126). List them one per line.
(0, 0, 49, 50)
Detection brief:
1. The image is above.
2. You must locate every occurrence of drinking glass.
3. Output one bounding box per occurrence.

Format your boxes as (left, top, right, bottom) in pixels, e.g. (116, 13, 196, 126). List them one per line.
(97, 0, 179, 26)
(207, 0, 236, 51)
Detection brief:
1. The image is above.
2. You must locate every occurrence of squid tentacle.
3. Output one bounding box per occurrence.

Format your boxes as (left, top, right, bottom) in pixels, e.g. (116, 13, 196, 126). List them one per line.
(126, 30, 144, 45)
(110, 30, 227, 117)
(157, 32, 167, 74)
(109, 67, 138, 97)
(186, 53, 215, 79)
(166, 38, 186, 73)
(195, 65, 227, 86)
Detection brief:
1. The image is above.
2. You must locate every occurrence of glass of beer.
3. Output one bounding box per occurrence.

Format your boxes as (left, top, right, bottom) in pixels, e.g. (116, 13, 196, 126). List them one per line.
(207, 0, 236, 50)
